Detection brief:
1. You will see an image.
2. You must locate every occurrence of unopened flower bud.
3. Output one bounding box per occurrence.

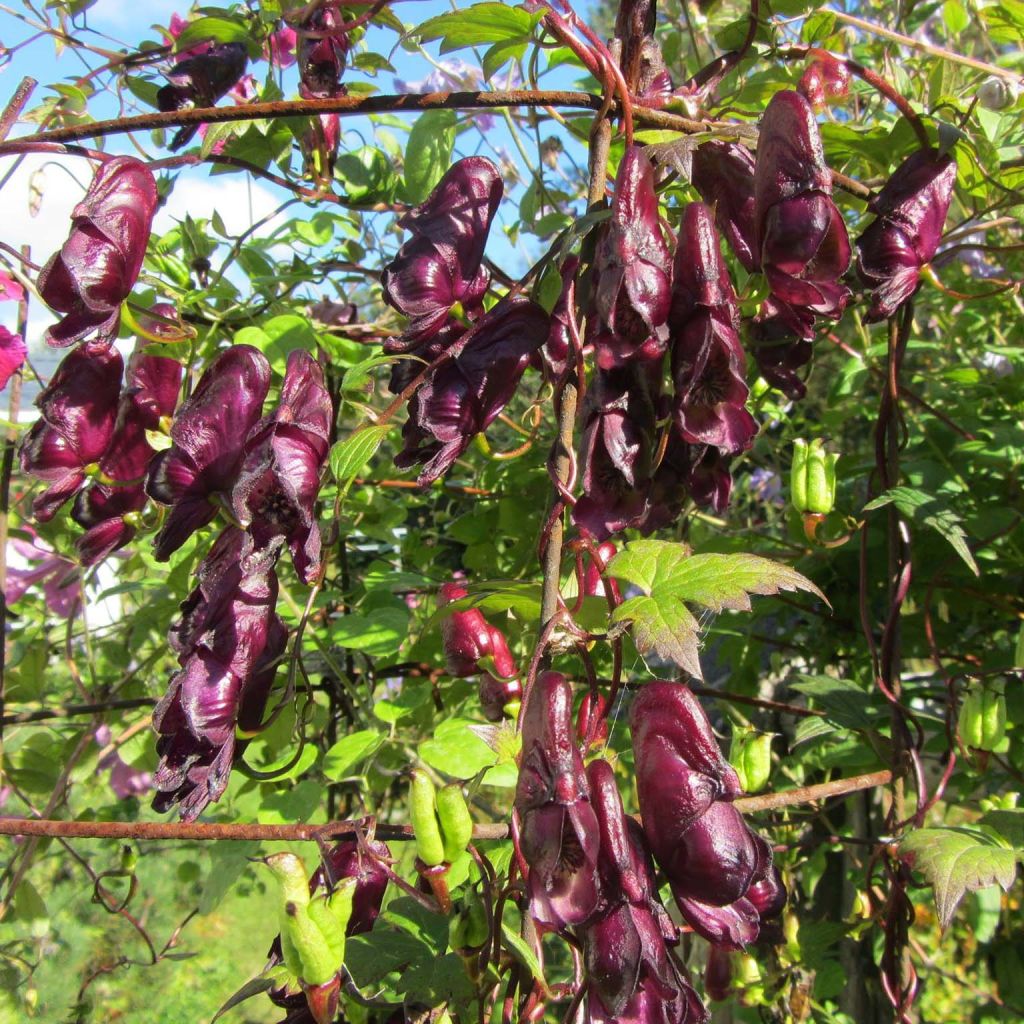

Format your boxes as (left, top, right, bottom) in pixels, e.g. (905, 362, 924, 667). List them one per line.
(977, 76, 1020, 111)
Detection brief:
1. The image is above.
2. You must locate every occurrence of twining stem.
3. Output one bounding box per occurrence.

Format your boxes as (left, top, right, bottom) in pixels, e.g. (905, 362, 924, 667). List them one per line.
(0, 768, 897, 842)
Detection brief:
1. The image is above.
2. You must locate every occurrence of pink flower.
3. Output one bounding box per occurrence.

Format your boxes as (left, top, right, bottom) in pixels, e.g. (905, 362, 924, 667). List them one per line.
(268, 25, 297, 68)
(0, 327, 26, 389)
(5, 533, 81, 618)
(0, 272, 25, 303)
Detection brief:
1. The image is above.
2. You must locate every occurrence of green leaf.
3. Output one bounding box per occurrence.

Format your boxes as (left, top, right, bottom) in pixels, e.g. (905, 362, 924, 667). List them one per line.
(483, 39, 526, 81)
(374, 679, 432, 725)
(211, 974, 276, 1022)
(174, 16, 257, 56)
(401, 109, 457, 204)
(321, 730, 384, 781)
(801, 10, 836, 42)
(863, 487, 979, 576)
(414, 3, 538, 54)
(902, 826, 1019, 929)
(420, 718, 499, 779)
(790, 675, 883, 731)
(501, 920, 551, 997)
(608, 541, 826, 680)
(981, 808, 1024, 849)
(330, 426, 389, 497)
(332, 607, 408, 656)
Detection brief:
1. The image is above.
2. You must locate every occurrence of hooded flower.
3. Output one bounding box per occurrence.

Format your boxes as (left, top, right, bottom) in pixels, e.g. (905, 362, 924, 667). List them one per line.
(631, 681, 782, 949)
(381, 157, 503, 346)
(146, 345, 270, 561)
(72, 348, 183, 565)
(19, 343, 124, 520)
(438, 582, 521, 720)
(798, 52, 851, 110)
(669, 203, 756, 454)
(591, 145, 673, 369)
(515, 671, 601, 929)
(232, 349, 332, 584)
(856, 149, 957, 321)
(581, 759, 708, 1024)
(690, 141, 759, 273)
(0, 327, 26, 390)
(36, 157, 158, 347)
(754, 90, 851, 324)
(298, 7, 349, 98)
(395, 298, 549, 485)
(153, 527, 286, 820)
(158, 42, 250, 150)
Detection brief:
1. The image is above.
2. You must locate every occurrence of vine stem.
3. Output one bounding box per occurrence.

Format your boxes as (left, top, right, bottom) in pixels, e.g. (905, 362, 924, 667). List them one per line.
(0, 769, 897, 842)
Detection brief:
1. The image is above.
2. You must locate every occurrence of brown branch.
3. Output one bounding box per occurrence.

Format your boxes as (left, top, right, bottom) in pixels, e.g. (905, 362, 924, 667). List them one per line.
(1, 696, 157, 726)
(733, 769, 894, 813)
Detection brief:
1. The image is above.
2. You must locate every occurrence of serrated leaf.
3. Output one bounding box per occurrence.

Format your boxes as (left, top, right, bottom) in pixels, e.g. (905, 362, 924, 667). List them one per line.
(902, 826, 1019, 929)
(608, 542, 826, 680)
(980, 808, 1024, 849)
(863, 487, 979, 576)
(414, 3, 538, 54)
(330, 426, 389, 497)
(322, 730, 384, 781)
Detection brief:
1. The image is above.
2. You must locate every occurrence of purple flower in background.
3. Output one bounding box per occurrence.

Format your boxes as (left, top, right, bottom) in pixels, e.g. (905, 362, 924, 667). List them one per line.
(37, 157, 158, 347)
(395, 298, 549, 485)
(515, 671, 601, 930)
(146, 345, 270, 561)
(856, 149, 957, 321)
(5, 533, 81, 617)
(95, 725, 152, 799)
(19, 343, 124, 521)
(158, 42, 250, 150)
(232, 350, 332, 584)
(382, 157, 503, 346)
(691, 141, 758, 273)
(0, 327, 26, 390)
(153, 528, 286, 820)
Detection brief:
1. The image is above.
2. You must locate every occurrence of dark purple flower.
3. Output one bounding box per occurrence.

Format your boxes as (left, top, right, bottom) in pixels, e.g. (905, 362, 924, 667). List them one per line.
(0, 327, 26, 389)
(19, 343, 124, 520)
(36, 158, 158, 347)
(538, 256, 580, 383)
(153, 527, 286, 820)
(158, 42, 250, 150)
(73, 349, 183, 564)
(298, 7, 349, 98)
(232, 349, 332, 584)
(146, 345, 270, 561)
(395, 298, 549, 485)
(669, 203, 756, 454)
(382, 157, 502, 346)
(515, 671, 601, 930)
(690, 141, 759, 273)
(591, 145, 673, 369)
(755, 90, 851, 323)
(856, 149, 957, 321)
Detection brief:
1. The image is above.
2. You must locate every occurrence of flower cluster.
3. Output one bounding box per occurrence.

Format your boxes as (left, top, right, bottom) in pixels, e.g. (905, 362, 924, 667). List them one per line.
(439, 582, 521, 720)
(148, 348, 333, 819)
(37, 157, 158, 348)
(382, 158, 550, 484)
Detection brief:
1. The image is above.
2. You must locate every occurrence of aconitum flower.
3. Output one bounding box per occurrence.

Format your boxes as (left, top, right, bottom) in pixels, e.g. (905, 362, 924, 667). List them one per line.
(19, 343, 123, 520)
(690, 141, 758, 273)
(0, 327, 26, 390)
(232, 349, 332, 584)
(669, 203, 756, 454)
(146, 345, 270, 561)
(856, 149, 957, 321)
(539, 256, 580, 383)
(381, 157, 502, 345)
(153, 528, 286, 820)
(798, 52, 851, 110)
(591, 145, 673, 369)
(298, 7, 348, 97)
(395, 298, 549, 485)
(36, 157, 158, 347)
(72, 349, 182, 564)
(515, 671, 601, 929)
(754, 90, 851, 325)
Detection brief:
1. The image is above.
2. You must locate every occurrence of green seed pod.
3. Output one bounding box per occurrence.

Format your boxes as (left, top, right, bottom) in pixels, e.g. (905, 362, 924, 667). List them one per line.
(792, 438, 838, 515)
(410, 770, 446, 867)
(729, 728, 773, 793)
(959, 683, 1006, 751)
(790, 439, 809, 512)
(306, 876, 357, 967)
(436, 784, 474, 863)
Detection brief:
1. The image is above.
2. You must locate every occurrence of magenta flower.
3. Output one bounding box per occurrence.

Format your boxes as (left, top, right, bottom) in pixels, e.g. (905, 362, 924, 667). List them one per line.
(669, 203, 756, 454)
(146, 345, 270, 561)
(515, 671, 601, 930)
(231, 349, 332, 584)
(856, 149, 957, 321)
(268, 24, 297, 68)
(153, 528, 286, 820)
(298, 7, 349, 98)
(5, 533, 81, 618)
(36, 158, 158, 347)
(690, 141, 759, 274)
(95, 725, 153, 799)
(382, 157, 502, 345)
(591, 145, 673, 370)
(395, 298, 549, 485)
(0, 327, 26, 390)
(0, 272, 25, 303)
(19, 343, 123, 521)
(72, 349, 182, 564)
(158, 42, 250, 150)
